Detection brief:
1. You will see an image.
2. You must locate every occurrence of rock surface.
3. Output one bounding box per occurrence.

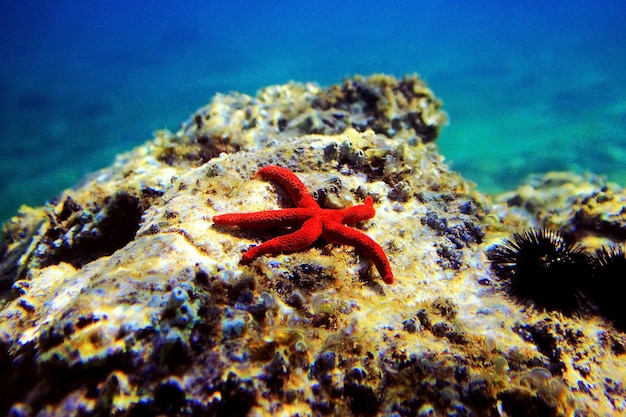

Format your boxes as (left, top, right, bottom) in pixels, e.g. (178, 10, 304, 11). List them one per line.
(1, 74, 624, 416)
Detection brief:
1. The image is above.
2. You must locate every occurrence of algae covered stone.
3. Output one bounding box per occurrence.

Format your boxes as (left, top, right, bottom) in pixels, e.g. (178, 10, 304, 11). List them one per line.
(0, 75, 625, 416)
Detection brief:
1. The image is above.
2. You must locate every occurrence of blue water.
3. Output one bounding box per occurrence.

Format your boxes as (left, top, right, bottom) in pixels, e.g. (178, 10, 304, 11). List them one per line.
(2, 1, 626, 224)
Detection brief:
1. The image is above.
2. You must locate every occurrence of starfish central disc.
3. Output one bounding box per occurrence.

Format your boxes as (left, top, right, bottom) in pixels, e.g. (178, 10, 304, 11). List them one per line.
(212, 166, 394, 284)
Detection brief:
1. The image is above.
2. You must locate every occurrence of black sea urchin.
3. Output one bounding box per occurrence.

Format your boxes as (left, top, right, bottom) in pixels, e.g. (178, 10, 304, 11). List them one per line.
(487, 229, 592, 316)
(588, 245, 626, 330)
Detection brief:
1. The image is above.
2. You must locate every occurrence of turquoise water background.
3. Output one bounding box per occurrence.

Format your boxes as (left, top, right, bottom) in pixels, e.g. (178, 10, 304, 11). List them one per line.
(1, 1, 625, 224)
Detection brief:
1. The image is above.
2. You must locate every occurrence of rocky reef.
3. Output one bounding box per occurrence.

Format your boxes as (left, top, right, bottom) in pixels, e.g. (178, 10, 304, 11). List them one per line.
(1, 74, 624, 416)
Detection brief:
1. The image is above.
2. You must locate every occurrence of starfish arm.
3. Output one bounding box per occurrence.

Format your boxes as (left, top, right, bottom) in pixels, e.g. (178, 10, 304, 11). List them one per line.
(322, 220, 394, 284)
(212, 167, 395, 285)
(241, 217, 323, 264)
(257, 166, 318, 208)
(213, 208, 313, 228)
(331, 196, 376, 224)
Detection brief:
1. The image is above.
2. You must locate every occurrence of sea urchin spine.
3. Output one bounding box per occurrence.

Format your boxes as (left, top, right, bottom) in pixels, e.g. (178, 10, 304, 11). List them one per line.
(588, 245, 626, 330)
(487, 228, 592, 316)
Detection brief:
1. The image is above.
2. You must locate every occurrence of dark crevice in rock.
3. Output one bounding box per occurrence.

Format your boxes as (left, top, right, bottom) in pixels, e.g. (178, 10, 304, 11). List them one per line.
(44, 192, 144, 268)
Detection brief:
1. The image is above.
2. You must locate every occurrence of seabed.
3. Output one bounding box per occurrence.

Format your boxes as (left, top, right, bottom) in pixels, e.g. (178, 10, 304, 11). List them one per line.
(1, 74, 625, 416)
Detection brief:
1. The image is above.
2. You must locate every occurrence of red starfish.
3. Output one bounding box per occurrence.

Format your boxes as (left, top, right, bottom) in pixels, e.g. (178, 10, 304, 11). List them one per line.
(213, 166, 394, 284)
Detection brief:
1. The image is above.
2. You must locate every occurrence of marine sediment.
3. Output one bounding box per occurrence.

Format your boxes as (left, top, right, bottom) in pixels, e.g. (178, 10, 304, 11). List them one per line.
(0, 74, 624, 416)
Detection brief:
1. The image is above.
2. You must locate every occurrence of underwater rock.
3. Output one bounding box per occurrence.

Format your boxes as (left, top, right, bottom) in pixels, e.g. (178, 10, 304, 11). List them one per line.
(0, 74, 624, 416)
(496, 171, 626, 247)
